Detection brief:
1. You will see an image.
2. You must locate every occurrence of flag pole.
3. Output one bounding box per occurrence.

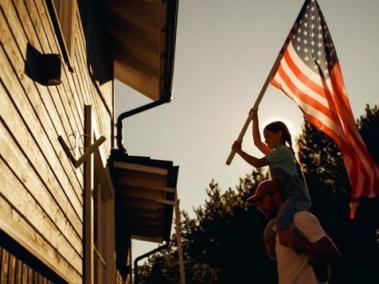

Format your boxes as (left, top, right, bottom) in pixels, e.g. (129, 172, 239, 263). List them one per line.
(226, 25, 299, 165)
(226, 0, 310, 165)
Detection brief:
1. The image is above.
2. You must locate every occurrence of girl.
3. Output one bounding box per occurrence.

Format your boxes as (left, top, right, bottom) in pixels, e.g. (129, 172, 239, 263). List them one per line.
(232, 108, 311, 245)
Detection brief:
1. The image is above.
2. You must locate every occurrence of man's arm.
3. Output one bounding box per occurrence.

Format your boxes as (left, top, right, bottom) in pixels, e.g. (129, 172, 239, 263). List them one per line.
(286, 216, 341, 263)
(291, 232, 341, 263)
(263, 219, 277, 260)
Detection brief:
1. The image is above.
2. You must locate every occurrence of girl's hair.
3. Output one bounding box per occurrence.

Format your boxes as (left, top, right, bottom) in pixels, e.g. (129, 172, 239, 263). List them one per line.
(264, 121, 293, 149)
(264, 121, 304, 174)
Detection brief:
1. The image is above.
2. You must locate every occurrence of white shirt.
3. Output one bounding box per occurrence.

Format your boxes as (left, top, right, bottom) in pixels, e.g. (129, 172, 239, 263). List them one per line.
(275, 211, 327, 284)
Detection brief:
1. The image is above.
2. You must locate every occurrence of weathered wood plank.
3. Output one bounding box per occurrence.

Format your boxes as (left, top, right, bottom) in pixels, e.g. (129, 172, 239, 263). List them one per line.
(75, 10, 114, 111)
(1, 248, 9, 283)
(73, 7, 112, 154)
(33, 0, 87, 124)
(0, 44, 83, 221)
(15, 256, 22, 284)
(15, 0, 85, 150)
(0, 195, 81, 283)
(0, 248, 2, 280)
(22, 262, 28, 283)
(0, 156, 83, 273)
(8, 252, 16, 283)
(27, 265, 33, 284)
(24, 1, 83, 134)
(75, 11, 113, 113)
(33, 0, 90, 106)
(75, 5, 113, 153)
(1, 1, 80, 150)
(11, 0, 84, 145)
(74, 37, 111, 154)
(0, 83, 83, 240)
(0, 103, 83, 250)
(1, 1, 85, 191)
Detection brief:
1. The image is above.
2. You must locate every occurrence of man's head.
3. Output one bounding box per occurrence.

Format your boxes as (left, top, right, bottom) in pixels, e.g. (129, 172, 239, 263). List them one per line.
(248, 181, 283, 219)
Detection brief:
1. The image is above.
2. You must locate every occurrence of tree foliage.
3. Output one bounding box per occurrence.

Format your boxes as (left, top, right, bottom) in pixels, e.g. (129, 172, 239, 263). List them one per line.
(137, 105, 379, 284)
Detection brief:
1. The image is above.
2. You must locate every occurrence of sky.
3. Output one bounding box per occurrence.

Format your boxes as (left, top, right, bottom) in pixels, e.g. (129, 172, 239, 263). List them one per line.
(115, 0, 379, 261)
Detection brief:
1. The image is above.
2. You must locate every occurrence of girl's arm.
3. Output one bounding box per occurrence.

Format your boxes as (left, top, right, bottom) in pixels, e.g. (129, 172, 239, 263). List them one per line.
(232, 141, 268, 168)
(251, 109, 270, 155)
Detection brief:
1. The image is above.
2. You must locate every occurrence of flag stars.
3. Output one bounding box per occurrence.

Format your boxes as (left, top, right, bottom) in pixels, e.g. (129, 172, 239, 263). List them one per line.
(290, 2, 338, 79)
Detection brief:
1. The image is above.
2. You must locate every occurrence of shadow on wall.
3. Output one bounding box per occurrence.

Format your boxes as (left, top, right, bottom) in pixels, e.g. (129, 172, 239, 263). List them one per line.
(77, 0, 113, 86)
(24, 43, 61, 86)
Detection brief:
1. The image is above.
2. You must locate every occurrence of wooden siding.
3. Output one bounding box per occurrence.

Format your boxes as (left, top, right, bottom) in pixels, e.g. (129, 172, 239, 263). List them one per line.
(0, 232, 65, 283)
(0, 246, 53, 284)
(0, 0, 113, 283)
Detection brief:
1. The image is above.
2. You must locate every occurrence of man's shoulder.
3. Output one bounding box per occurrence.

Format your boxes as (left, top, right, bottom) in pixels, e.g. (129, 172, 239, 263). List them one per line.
(293, 211, 326, 243)
(293, 211, 318, 221)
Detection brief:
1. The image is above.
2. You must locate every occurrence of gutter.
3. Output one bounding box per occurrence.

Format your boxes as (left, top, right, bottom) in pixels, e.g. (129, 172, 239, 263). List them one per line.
(133, 242, 170, 284)
(116, 0, 179, 152)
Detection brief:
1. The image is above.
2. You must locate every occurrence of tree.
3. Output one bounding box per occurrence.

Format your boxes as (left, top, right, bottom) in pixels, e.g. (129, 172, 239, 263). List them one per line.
(296, 104, 379, 284)
(137, 171, 278, 283)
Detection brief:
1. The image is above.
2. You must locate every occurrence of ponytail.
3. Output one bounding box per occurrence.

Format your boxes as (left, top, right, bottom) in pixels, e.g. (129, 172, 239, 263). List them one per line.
(264, 121, 303, 173)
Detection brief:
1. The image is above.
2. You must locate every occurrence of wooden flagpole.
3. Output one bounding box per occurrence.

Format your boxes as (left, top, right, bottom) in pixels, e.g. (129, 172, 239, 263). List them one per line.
(175, 198, 186, 284)
(226, 16, 304, 165)
(226, 51, 283, 165)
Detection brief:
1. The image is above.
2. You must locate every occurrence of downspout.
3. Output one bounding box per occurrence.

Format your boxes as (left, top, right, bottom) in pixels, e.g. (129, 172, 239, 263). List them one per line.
(116, 95, 171, 152)
(116, 0, 178, 153)
(133, 242, 169, 284)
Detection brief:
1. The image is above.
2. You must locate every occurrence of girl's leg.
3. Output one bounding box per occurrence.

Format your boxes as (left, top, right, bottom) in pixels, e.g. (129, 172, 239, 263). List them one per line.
(276, 197, 310, 246)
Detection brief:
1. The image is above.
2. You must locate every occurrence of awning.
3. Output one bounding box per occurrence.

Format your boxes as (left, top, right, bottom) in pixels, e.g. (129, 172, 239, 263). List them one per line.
(106, 0, 178, 101)
(109, 150, 179, 243)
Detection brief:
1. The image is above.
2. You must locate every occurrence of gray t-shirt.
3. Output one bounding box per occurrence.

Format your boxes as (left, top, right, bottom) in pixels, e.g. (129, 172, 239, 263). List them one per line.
(265, 145, 298, 177)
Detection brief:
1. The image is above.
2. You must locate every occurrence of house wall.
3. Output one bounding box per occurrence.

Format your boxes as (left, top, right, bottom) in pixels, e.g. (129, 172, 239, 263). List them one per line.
(0, 0, 113, 283)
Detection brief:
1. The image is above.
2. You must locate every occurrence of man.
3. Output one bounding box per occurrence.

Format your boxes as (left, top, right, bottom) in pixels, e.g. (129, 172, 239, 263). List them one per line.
(249, 185, 341, 284)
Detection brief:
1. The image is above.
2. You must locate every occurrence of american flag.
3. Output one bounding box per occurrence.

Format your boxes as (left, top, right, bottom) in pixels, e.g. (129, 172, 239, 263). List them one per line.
(271, 0, 379, 218)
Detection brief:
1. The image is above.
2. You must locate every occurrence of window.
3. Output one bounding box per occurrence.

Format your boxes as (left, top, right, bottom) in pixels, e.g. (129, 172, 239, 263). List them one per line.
(47, 0, 76, 70)
(52, 0, 76, 55)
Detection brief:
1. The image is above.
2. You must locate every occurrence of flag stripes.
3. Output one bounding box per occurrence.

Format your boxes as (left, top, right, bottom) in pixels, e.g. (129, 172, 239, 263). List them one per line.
(271, 39, 379, 216)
